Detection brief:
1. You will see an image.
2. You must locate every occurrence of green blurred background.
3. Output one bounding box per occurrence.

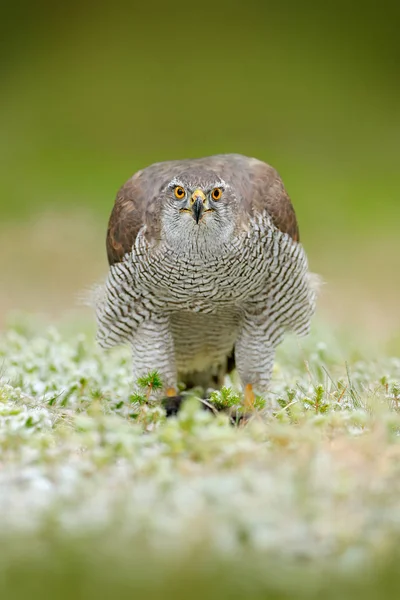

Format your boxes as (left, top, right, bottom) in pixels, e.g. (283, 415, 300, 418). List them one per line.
(1, 0, 399, 341)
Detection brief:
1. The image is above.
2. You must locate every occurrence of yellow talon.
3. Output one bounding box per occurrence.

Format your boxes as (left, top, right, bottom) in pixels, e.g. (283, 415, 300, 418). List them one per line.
(166, 387, 177, 397)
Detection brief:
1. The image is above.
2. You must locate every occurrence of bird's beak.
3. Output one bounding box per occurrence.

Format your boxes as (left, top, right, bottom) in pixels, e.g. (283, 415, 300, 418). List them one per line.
(190, 189, 206, 224)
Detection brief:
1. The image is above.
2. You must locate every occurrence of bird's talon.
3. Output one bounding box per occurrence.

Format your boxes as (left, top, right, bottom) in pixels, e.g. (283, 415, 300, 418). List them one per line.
(161, 394, 185, 416)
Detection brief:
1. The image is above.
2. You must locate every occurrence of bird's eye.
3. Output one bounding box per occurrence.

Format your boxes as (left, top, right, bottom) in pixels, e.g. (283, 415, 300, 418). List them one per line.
(211, 187, 222, 201)
(174, 186, 186, 199)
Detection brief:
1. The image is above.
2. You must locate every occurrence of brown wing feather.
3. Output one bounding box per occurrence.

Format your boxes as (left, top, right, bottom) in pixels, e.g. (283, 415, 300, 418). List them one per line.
(106, 162, 175, 265)
(250, 160, 299, 241)
(106, 172, 146, 265)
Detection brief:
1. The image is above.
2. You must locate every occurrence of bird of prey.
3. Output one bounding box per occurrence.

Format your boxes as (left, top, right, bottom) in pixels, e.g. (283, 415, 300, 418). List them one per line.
(95, 154, 317, 404)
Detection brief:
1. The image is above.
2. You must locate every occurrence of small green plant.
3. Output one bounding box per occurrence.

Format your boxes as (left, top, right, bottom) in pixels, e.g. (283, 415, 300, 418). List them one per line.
(129, 391, 148, 406)
(302, 383, 330, 414)
(209, 386, 241, 410)
(136, 370, 163, 401)
(253, 394, 266, 410)
(276, 388, 296, 409)
(391, 383, 400, 410)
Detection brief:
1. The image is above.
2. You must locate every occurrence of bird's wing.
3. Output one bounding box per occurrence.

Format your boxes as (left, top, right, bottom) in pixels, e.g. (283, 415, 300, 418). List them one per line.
(106, 161, 176, 265)
(106, 173, 143, 265)
(247, 158, 300, 242)
(212, 154, 300, 242)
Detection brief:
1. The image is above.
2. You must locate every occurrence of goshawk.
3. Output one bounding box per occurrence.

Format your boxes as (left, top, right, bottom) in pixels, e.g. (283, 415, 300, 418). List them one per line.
(95, 154, 317, 402)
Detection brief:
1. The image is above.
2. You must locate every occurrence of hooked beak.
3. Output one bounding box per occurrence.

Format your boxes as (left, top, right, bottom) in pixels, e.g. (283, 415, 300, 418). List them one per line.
(190, 189, 206, 224)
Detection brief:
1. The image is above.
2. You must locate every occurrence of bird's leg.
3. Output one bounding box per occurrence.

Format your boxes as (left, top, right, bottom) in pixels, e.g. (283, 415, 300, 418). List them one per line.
(234, 313, 276, 403)
(244, 383, 256, 410)
(131, 316, 177, 398)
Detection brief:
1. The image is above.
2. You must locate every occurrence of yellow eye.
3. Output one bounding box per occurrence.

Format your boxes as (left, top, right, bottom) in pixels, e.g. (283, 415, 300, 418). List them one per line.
(211, 187, 222, 201)
(174, 186, 185, 199)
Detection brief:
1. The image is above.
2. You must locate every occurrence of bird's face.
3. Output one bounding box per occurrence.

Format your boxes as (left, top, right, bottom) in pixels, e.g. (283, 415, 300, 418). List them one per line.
(161, 170, 237, 253)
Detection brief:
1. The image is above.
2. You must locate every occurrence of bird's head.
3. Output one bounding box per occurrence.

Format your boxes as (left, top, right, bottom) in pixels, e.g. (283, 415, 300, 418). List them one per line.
(160, 168, 237, 252)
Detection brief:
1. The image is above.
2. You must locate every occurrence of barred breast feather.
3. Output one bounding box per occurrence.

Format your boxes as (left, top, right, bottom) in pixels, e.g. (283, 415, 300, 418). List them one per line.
(96, 214, 316, 373)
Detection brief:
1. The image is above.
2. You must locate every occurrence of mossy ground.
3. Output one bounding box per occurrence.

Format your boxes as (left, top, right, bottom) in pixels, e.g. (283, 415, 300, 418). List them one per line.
(1, 317, 400, 598)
